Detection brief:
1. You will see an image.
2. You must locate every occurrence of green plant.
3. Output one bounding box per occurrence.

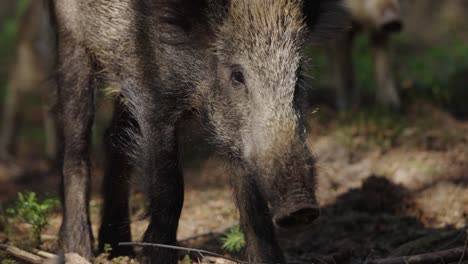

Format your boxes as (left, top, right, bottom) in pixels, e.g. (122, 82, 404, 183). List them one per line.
(394, 37, 468, 118)
(0, 251, 18, 264)
(220, 225, 245, 253)
(103, 243, 113, 255)
(7, 192, 59, 246)
(302, 32, 468, 118)
(179, 255, 191, 264)
(1, 258, 19, 264)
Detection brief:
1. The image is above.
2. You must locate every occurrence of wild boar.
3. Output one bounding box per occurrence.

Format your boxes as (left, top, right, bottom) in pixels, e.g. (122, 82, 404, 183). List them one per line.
(329, 0, 402, 110)
(49, 0, 348, 263)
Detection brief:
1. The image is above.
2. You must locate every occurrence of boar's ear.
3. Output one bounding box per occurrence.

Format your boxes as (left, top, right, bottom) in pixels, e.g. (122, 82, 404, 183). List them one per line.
(303, 0, 351, 42)
(144, 0, 217, 45)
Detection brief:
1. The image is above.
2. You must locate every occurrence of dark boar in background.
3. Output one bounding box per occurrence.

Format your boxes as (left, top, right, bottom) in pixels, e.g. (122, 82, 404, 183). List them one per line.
(0, 0, 56, 159)
(329, 0, 402, 110)
(49, 0, 348, 263)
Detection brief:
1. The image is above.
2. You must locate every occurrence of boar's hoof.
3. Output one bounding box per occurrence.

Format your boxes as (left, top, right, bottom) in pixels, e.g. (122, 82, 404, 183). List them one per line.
(273, 205, 320, 230)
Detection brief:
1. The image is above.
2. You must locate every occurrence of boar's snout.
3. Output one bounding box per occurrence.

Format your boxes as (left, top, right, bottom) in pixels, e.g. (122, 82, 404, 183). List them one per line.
(273, 203, 320, 230)
(379, 9, 403, 33)
(251, 141, 320, 231)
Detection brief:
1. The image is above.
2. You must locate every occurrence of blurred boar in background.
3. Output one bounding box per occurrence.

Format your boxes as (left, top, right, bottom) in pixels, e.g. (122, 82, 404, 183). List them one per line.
(50, 0, 348, 263)
(329, 0, 402, 110)
(0, 0, 56, 159)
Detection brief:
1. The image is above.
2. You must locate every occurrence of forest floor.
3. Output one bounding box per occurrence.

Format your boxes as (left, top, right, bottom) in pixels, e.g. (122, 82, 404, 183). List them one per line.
(0, 101, 467, 263)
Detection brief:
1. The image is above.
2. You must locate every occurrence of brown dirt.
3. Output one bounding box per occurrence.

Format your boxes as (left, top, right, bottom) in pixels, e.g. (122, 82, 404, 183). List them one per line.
(0, 102, 467, 263)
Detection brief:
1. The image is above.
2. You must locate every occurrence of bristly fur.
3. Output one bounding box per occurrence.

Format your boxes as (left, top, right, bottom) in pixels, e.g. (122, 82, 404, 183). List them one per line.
(214, 1, 307, 54)
(51, 0, 350, 262)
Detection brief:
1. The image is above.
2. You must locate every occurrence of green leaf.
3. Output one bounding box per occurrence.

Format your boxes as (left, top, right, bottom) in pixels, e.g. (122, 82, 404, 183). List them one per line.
(221, 225, 245, 253)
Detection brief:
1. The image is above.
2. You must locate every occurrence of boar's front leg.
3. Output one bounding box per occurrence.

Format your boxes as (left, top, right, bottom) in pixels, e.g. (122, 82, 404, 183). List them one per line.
(57, 37, 95, 260)
(328, 31, 357, 111)
(98, 99, 135, 257)
(231, 165, 285, 264)
(137, 113, 184, 264)
(372, 32, 401, 109)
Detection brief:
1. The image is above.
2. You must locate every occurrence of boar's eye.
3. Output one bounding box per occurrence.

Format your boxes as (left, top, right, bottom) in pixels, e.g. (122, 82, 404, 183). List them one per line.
(231, 65, 246, 86)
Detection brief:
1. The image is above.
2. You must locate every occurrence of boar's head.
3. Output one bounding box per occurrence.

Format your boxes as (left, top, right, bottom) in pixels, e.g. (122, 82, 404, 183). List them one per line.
(345, 0, 402, 32)
(192, 0, 348, 230)
(146, 0, 348, 230)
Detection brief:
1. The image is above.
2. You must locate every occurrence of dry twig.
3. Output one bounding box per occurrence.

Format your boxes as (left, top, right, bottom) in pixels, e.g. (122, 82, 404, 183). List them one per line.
(0, 243, 43, 264)
(31, 248, 57, 259)
(119, 242, 271, 264)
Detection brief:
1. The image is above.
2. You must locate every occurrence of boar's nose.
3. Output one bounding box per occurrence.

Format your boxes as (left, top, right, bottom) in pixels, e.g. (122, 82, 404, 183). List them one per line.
(380, 10, 403, 33)
(273, 204, 320, 230)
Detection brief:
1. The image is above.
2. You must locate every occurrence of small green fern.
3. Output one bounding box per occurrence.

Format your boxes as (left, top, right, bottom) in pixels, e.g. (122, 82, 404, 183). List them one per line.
(7, 192, 59, 246)
(180, 255, 191, 264)
(1, 259, 19, 264)
(221, 225, 245, 253)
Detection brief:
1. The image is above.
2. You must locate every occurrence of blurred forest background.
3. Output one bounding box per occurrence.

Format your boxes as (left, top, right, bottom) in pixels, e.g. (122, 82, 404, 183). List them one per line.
(0, 0, 468, 157)
(0, 1, 467, 263)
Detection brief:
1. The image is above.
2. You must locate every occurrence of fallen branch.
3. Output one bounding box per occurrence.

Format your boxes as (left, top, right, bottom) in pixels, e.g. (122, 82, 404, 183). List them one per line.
(119, 242, 265, 264)
(31, 248, 57, 259)
(368, 246, 468, 264)
(40, 234, 58, 241)
(0, 244, 43, 264)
